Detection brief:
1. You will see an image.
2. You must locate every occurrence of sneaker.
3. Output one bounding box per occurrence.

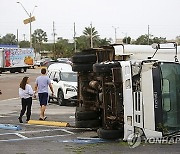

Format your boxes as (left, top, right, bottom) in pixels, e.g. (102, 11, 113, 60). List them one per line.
(18, 117, 23, 123)
(39, 118, 44, 120)
(43, 116, 47, 120)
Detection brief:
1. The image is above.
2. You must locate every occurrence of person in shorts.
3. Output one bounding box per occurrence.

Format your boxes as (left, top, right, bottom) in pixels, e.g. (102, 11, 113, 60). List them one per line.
(34, 68, 54, 120)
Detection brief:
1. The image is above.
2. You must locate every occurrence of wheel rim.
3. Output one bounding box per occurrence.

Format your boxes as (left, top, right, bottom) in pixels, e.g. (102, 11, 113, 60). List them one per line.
(21, 68, 24, 73)
(58, 91, 63, 105)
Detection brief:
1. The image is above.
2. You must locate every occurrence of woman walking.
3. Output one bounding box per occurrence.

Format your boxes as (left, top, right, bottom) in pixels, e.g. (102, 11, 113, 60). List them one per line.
(18, 77, 33, 123)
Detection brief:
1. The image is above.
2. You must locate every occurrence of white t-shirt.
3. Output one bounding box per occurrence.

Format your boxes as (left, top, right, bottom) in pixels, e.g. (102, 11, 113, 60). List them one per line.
(19, 84, 34, 99)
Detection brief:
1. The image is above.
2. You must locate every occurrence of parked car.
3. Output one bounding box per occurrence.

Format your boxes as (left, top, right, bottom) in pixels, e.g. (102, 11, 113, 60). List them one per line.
(34, 59, 43, 67)
(40, 58, 52, 66)
(57, 58, 72, 65)
(45, 60, 59, 68)
(47, 63, 77, 106)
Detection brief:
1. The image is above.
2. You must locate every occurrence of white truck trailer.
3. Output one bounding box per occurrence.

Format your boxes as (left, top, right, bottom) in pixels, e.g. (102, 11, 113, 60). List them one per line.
(0, 47, 35, 73)
(72, 42, 180, 141)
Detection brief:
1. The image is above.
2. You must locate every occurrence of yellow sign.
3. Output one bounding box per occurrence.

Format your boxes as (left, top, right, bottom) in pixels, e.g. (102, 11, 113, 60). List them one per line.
(23, 16, 36, 24)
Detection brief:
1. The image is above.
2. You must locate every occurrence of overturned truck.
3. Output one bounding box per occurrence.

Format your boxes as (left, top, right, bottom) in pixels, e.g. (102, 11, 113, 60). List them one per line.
(72, 43, 180, 140)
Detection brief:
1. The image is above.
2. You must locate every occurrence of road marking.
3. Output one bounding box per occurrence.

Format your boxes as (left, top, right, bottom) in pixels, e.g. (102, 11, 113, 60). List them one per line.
(15, 133, 28, 139)
(61, 128, 75, 134)
(0, 134, 72, 142)
(0, 98, 19, 102)
(0, 128, 74, 142)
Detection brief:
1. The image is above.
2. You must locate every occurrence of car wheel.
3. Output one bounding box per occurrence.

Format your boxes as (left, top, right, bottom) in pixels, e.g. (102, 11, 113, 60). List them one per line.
(57, 90, 65, 106)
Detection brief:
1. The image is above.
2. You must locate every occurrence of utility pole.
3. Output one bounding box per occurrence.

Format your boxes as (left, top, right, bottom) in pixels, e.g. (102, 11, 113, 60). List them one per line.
(74, 22, 77, 52)
(112, 26, 119, 43)
(23, 34, 26, 41)
(17, 29, 19, 47)
(52, 21, 57, 58)
(90, 22, 93, 48)
(17, 2, 37, 48)
(148, 25, 150, 45)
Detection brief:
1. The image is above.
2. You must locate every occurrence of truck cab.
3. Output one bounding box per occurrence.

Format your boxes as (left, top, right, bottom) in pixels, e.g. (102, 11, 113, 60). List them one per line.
(72, 43, 180, 140)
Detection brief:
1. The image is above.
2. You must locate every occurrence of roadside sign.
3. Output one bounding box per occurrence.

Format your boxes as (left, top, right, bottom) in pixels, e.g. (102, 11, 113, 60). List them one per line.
(23, 16, 35, 24)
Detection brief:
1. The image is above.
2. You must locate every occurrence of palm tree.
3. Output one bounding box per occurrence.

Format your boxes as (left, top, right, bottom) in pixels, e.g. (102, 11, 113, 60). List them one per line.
(83, 26, 100, 48)
(32, 29, 48, 52)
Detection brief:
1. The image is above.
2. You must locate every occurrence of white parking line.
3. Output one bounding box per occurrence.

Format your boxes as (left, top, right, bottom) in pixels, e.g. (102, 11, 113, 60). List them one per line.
(15, 133, 28, 139)
(0, 98, 19, 102)
(0, 134, 72, 142)
(0, 128, 75, 142)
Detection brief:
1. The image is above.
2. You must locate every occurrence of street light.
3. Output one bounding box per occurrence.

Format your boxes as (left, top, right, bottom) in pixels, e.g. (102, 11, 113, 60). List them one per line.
(17, 2, 37, 48)
(112, 26, 119, 43)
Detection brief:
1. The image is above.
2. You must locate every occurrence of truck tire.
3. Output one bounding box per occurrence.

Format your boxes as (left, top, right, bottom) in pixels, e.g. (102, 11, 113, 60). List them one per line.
(93, 62, 120, 73)
(75, 110, 100, 121)
(97, 128, 122, 140)
(72, 54, 97, 64)
(75, 119, 101, 128)
(57, 90, 65, 106)
(10, 69, 16, 73)
(72, 63, 93, 72)
(18, 68, 25, 73)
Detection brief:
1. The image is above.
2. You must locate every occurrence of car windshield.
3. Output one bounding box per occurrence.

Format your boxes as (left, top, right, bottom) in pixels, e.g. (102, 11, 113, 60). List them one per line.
(60, 72, 77, 82)
(160, 62, 180, 133)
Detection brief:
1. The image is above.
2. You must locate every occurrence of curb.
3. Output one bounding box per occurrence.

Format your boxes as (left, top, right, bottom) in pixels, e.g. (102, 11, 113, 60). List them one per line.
(28, 120, 70, 127)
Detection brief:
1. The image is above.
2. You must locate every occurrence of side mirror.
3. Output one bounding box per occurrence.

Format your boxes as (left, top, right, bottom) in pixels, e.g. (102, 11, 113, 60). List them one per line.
(53, 78, 58, 82)
(152, 43, 159, 49)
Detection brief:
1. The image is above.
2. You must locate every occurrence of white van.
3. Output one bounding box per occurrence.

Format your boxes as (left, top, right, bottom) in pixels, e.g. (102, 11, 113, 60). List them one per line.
(47, 63, 77, 105)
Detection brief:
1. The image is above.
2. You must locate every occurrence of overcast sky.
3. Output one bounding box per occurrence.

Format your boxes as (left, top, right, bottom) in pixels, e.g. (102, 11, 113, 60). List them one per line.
(1, 0, 180, 42)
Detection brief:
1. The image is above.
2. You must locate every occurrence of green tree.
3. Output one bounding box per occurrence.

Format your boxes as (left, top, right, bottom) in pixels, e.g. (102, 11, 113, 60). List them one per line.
(0, 36, 2, 44)
(83, 26, 100, 48)
(123, 36, 131, 44)
(76, 35, 90, 51)
(18, 41, 30, 48)
(97, 38, 111, 47)
(133, 34, 167, 45)
(1, 33, 17, 45)
(32, 29, 48, 52)
(133, 34, 153, 45)
(55, 38, 74, 58)
(152, 37, 167, 44)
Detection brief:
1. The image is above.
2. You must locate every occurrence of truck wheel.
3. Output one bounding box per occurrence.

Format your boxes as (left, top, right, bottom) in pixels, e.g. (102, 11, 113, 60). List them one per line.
(72, 63, 93, 72)
(10, 69, 16, 73)
(57, 90, 65, 106)
(75, 110, 100, 121)
(18, 68, 25, 73)
(97, 128, 123, 140)
(93, 62, 120, 73)
(72, 54, 97, 64)
(75, 119, 101, 128)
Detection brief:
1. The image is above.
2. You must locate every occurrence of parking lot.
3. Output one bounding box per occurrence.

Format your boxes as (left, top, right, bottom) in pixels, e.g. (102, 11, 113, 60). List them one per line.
(0, 68, 180, 154)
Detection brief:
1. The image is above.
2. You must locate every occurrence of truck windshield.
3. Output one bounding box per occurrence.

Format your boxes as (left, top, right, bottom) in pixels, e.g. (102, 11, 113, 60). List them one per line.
(160, 62, 180, 133)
